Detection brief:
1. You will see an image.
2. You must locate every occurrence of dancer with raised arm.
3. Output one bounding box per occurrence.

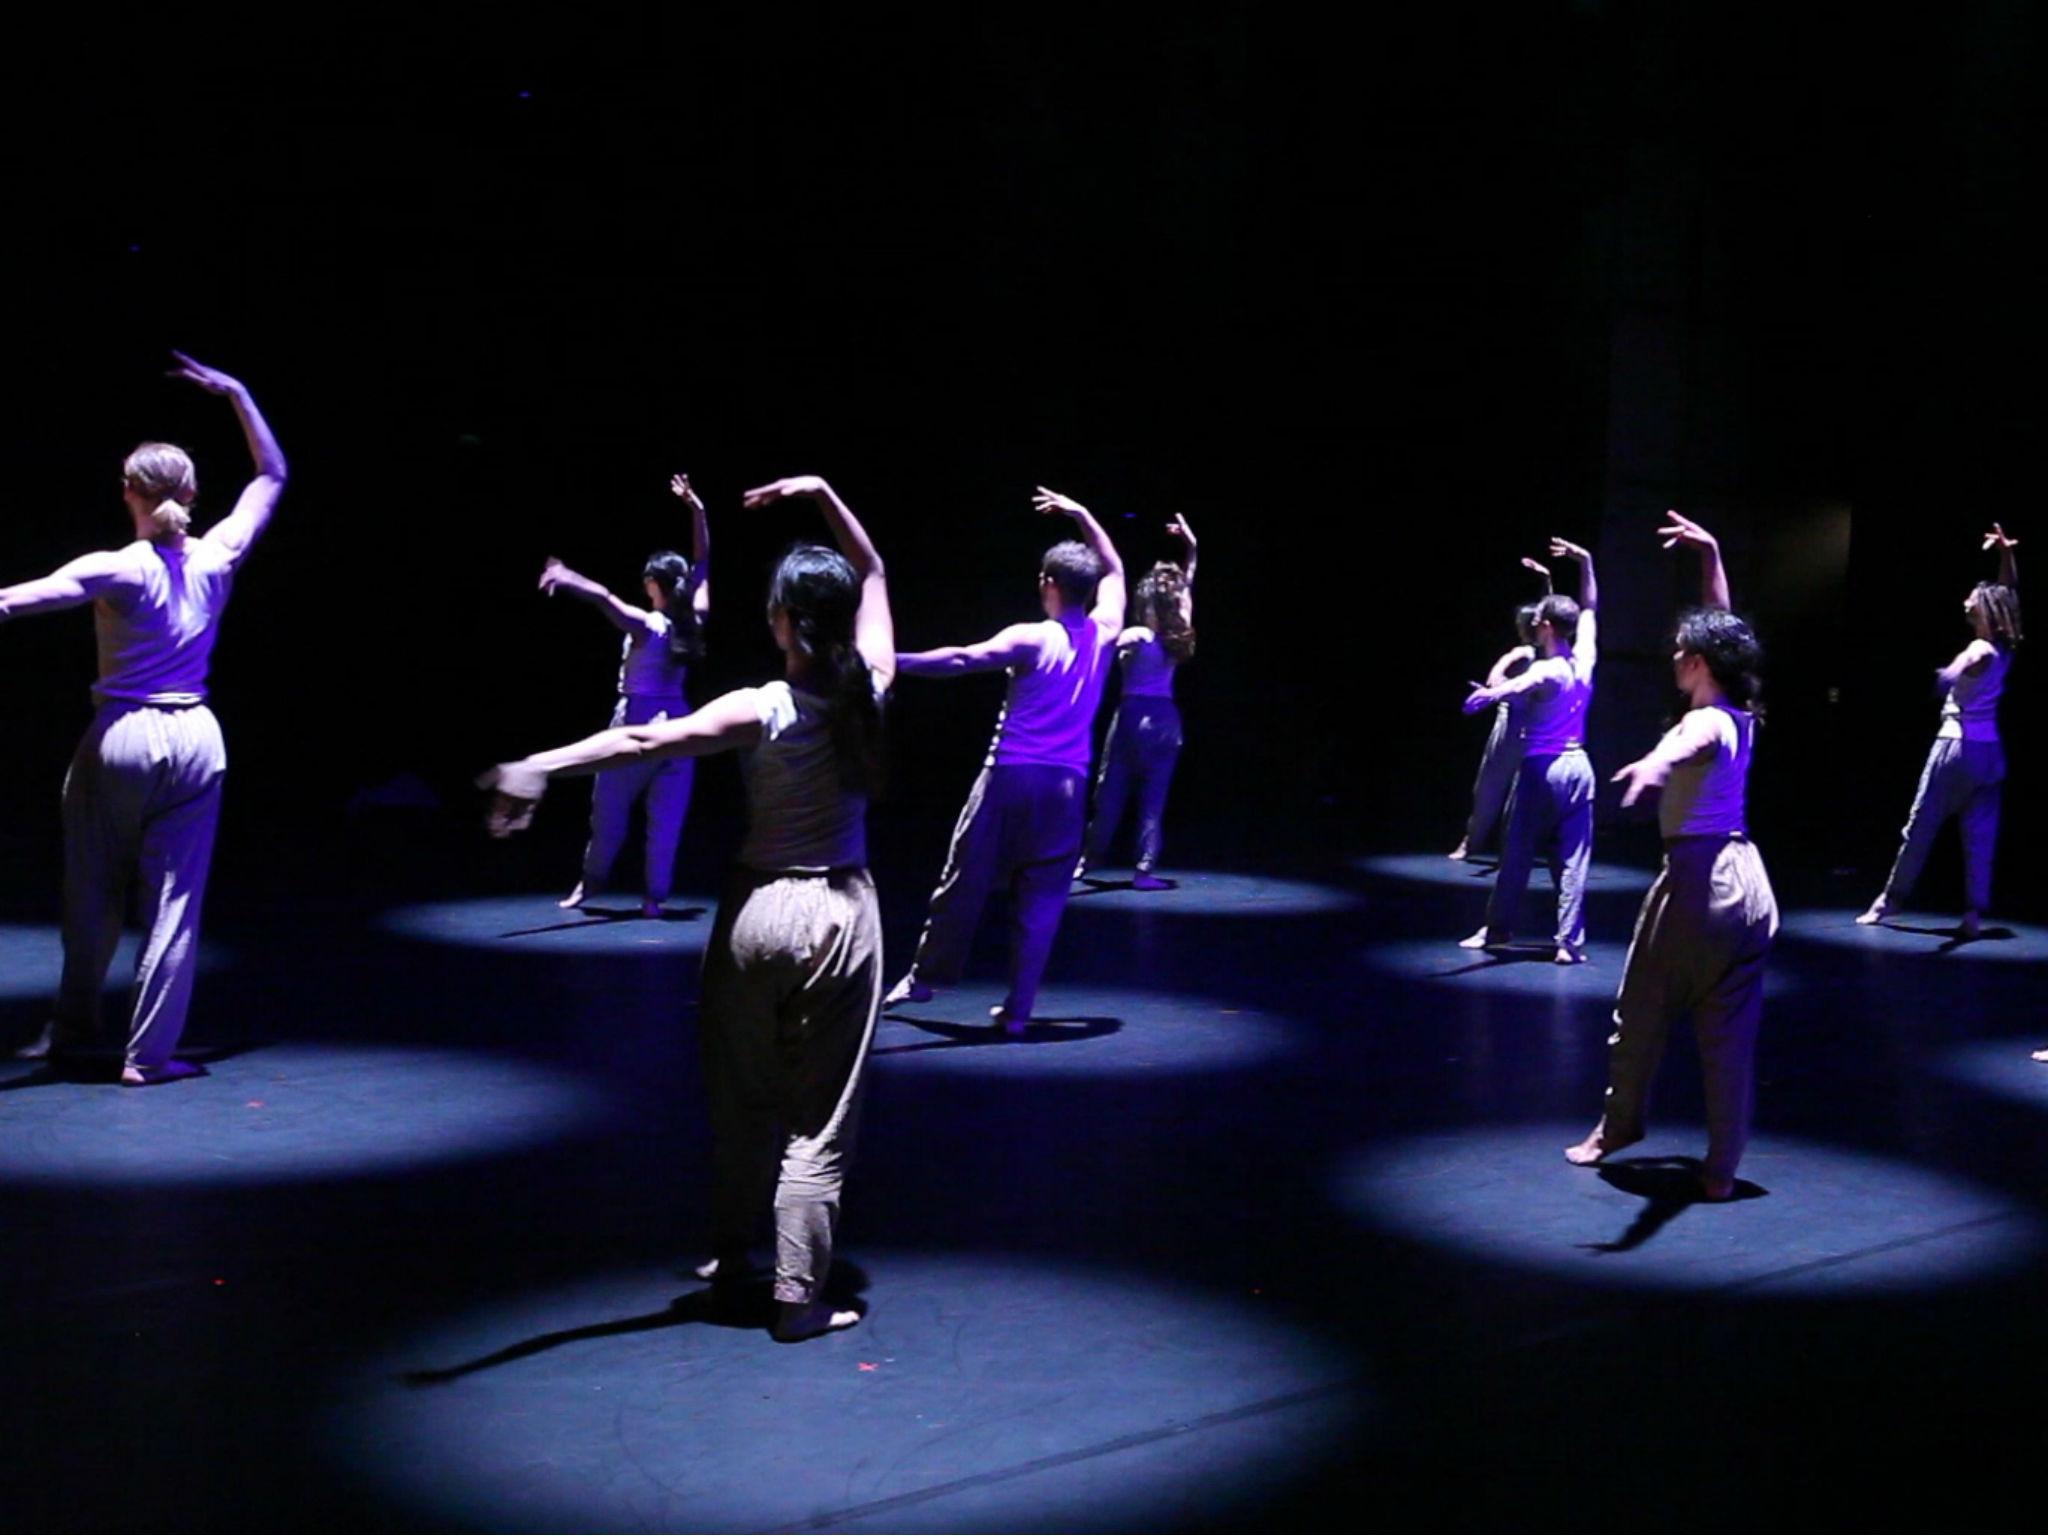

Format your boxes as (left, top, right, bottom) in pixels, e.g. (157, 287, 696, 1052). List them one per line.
(1859, 524, 2021, 941)
(885, 487, 1125, 1031)
(3, 354, 287, 1084)
(1566, 513, 1776, 1201)
(1459, 537, 1599, 963)
(1450, 557, 1553, 862)
(540, 473, 710, 917)
(1078, 512, 1197, 890)
(484, 475, 890, 1342)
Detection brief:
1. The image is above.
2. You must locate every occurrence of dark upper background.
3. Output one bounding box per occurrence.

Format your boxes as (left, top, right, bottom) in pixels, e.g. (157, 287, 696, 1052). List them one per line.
(0, 3, 2039, 911)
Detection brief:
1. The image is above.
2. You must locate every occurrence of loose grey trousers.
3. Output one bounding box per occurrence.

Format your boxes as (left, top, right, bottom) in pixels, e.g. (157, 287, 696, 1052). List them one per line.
(1604, 835, 1778, 1182)
(581, 697, 694, 903)
(54, 702, 226, 1070)
(1485, 749, 1593, 950)
(701, 867, 881, 1306)
(1084, 698, 1182, 873)
(910, 763, 1085, 1021)
(1881, 737, 2004, 913)
(1463, 704, 1523, 853)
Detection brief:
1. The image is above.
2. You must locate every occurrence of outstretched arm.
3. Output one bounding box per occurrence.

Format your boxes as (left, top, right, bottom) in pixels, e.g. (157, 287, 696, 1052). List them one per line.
(1035, 486, 1126, 630)
(1659, 510, 1730, 610)
(743, 475, 894, 690)
(1984, 522, 2018, 588)
(538, 557, 658, 634)
(674, 473, 712, 618)
(0, 550, 135, 622)
(1484, 644, 1536, 688)
(1612, 709, 1724, 806)
(1464, 656, 1565, 712)
(177, 353, 287, 564)
(898, 623, 1043, 678)
(1938, 639, 2000, 690)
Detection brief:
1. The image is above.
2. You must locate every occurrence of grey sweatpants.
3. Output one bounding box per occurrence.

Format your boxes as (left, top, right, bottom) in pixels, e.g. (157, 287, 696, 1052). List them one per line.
(1603, 835, 1778, 1182)
(1463, 704, 1523, 853)
(53, 702, 226, 1071)
(701, 867, 882, 1306)
(1485, 749, 1593, 950)
(1084, 698, 1183, 873)
(909, 763, 1085, 1021)
(581, 697, 694, 903)
(1881, 736, 2005, 913)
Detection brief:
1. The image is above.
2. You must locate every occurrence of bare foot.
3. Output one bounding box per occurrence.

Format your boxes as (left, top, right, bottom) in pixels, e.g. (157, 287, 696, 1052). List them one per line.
(991, 1005, 1028, 1038)
(559, 882, 587, 911)
(1448, 840, 1469, 861)
(1959, 910, 1982, 941)
(1697, 1171, 1736, 1201)
(1564, 1120, 1642, 1166)
(13, 1023, 61, 1061)
(2030, 1048, 2048, 1064)
(121, 1059, 204, 1086)
(1458, 928, 1503, 950)
(1855, 897, 1888, 926)
(772, 1300, 861, 1342)
(1554, 944, 1586, 966)
(693, 1254, 756, 1285)
(884, 973, 934, 1008)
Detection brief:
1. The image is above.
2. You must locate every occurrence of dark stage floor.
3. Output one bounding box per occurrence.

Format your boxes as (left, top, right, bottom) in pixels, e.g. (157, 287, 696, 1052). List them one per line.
(2, 817, 2045, 1531)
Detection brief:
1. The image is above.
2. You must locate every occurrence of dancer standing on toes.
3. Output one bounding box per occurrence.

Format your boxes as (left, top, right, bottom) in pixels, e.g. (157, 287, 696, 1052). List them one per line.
(1566, 513, 1776, 1202)
(1078, 512, 1197, 890)
(1858, 524, 2020, 940)
(1459, 537, 1599, 964)
(885, 487, 1125, 1031)
(2, 354, 287, 1085)
(540, 473, 711, 917)
(1450, 557, 1553, 862)
(484, 475, 890, 1343)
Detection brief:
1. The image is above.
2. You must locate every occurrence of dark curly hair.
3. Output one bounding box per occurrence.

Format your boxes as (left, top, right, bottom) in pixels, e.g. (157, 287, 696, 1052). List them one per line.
(643, 550, 706, 663)
(1135, 561, 1195, 662)
(767, 543, 885, 795)
(1972, 581, 2022, 649)
(1675, 606, 1764, 712)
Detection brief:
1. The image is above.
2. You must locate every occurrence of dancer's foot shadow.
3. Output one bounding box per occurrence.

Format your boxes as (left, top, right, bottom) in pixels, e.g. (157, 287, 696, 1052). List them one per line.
(498, 905, 708, 937)
(0, 1038, 263, 1091)
(1878, 921, 2017, 954)
(1070, 877, 1179, 897)
(1437, 948, 1575, 978)
(873, 1013, 1122, 1054)
(1579, 1156, 1767, 1253)
(400, 1262, 871, 1384)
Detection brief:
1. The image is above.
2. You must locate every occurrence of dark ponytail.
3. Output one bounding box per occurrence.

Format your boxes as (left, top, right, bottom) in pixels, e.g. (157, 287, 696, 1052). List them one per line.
(769, 544, 886, 795)
(643, 551, 707, 662)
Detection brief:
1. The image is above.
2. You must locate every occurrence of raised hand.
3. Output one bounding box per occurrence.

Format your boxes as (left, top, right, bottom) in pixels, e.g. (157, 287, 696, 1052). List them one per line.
(1549, 536, 1590, 563)
(1166, 512, 1197, 544)
(1658, 510, 1719, 551)
(538, 556, 572, 596)
(1983, 522, 2019, 552)
(670, 473, 705, 510)
(166, 350, 244, 396)
(742, 476, 830, 509)
(1520, 556, 1552, 588)
(1032, 486, 1090, 520)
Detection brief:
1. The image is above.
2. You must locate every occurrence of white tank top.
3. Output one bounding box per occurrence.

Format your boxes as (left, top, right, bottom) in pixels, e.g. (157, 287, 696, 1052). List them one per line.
(1659, 703, 1753, 839)
(93, 539, 237, 706)
(1939, 646, 2010, 743)
(1521, 650, 1593, 755)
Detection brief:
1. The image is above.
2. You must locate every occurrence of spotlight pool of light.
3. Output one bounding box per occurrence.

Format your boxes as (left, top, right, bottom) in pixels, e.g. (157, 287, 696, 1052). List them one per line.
(1352, 936, 1805, 1001)
(1776, 908, 2048, 963)
(0, 925, 232, 1003)
(1332, 1123, 2040, 1295)
(377, 893, 720, 957)
(324, 1252, 1362, 1533)
(1932, 1041, 2048, 1111)
(1066, 869, 1360, 916)
(873, 986, 1301, 1079)
(0, 1042, 609, 1188)
(1351, 853, 1657, 895)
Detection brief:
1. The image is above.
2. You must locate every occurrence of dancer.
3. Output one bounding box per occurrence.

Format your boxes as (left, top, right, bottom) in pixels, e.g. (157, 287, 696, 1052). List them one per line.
(540, 473, 710, 916)
(1459, 537, 1599, 963)
(1450, 557, 1553, 862)
(1078, 512, 1197, 889)
(2, 354, 287, 1084)
(1858, 524, 2020, 940)
(885, 487, 1125, 1030)
(483, 475, 889, 1342)
(1565, 512, 1775, 1201)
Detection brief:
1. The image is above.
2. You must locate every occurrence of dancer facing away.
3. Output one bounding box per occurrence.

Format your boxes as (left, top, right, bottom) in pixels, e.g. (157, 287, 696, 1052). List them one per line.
(1449, 556, 1553, 862)
(1078, 512, 1197, 890)
(1459, 537, 1599, 963)
(2, 354, 287, 1084)
(1858, 524, 2020, 941)
(484, 475, 890, 1342)
(540, 473, 711, 917)
(1566, 512, 1776, 1201)
(885, 487, 1126, 1031)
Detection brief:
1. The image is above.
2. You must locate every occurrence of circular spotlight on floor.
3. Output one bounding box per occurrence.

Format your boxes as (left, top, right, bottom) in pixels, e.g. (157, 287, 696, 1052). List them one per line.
(873, 986, 1301, 1079)
(1352, 937, 1804, 1001)
(1066, 869, 1360, 916)
(0, 1043, 608, 1188)
(377, 893, 719, 957)
(1333, 1123, 2040, 1295)
(0, 925, 232, 1003)
(1932, 1041, 2048, 1110)
(1351, 853, 1657, 895)
(324, 1252, 1362, 1533)
(1776, 908, 2048, 963)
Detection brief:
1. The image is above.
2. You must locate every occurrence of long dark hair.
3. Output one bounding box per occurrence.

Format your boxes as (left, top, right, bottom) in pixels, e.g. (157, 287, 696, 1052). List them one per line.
(1136, 561, 1195, 662)
(769, 544, 885, 794)
(643, 551, 706, 662)
(1676, 606, 1764, 714)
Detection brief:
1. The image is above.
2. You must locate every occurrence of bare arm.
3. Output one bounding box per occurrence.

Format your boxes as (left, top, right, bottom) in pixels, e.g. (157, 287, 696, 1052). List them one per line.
(743, 475, 894, 690)
(481, 688, 765, 835)
(1167, 512, 1198, 589)
(1984, 522, 2018, 588)
(898, 623, 1043, 678)
(173, 353, 287, 564)
(1484, 645, 1535, 689)
(673, 473, 712, 618)
(1520, 556, 1554, 594)
(0, 550, 135, 622)
(1464, 656, 1565, 712)
(1035, 487, 1125, 630)
(539, 557, 658, 634)
(1612, 708, 1725, 807)
(1659, 510, 1730, 610)
(1550, 535, 1598, 669)
(1938, 638, 1999, 690)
